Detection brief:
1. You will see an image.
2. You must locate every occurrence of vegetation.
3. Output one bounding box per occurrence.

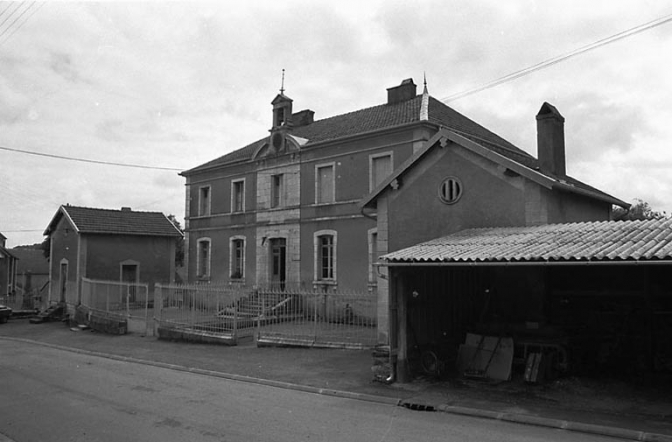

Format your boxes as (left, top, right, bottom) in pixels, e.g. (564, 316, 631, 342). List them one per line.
(612, 198, 669, 221)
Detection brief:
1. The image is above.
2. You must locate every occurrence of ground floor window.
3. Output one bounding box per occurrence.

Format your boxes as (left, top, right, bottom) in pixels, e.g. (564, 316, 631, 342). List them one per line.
(314, 230, 337, 283)
(230, 237, 245, 280)
(196, 238, 211, 279)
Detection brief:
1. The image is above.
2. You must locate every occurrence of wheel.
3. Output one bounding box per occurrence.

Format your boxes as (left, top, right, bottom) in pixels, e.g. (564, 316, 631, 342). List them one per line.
(420, 350, 440, 375)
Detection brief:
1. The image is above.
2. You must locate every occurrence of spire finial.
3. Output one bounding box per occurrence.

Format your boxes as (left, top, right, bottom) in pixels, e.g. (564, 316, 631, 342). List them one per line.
(280, 69, 285, 94)
(423, 72, 428, 94)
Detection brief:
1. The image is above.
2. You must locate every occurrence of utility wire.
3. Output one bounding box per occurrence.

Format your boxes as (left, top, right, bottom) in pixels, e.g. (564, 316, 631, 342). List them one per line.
(0, 1, 41, 46)
(441, 12, 672, 103)
(0, 1, 24, 32)
(0, 145, 183, 171)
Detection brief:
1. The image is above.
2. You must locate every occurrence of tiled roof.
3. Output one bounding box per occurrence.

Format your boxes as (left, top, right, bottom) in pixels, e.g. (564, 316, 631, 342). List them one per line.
(382, 218, 672, 264)
(45, 206, 183, 237)
(181, 94, 535, 175)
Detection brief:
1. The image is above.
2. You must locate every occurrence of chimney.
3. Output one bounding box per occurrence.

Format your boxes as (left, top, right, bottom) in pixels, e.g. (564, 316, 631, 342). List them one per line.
(121, 207, 132, 212)
(292, 109, 314, 127)
(536, 102, 566, 178)
(387, 78, 417, 105)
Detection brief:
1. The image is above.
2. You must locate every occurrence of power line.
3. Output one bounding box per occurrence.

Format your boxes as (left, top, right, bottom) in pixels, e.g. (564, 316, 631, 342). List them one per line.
(441, 12, 672, 103)
(0, 145, 183, 171)
(0, 1, 42, 46)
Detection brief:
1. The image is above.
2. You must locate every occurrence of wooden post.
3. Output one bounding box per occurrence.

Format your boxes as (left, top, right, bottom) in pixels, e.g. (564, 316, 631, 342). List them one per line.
(396, 270, 410, 383)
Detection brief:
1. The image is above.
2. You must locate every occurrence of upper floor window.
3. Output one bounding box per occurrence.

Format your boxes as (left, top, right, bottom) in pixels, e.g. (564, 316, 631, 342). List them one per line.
(438, 176, 463, 205)
(315, 163, 335, 204)
(196, 238, 211, 279)
(314, 230, 337, 282)
(370, 153, 392, 192)
(271, 174, 284, 208)
(232, 179, 245, 213)
(230, 237, 245, 280)
(199, 186, 211, 216)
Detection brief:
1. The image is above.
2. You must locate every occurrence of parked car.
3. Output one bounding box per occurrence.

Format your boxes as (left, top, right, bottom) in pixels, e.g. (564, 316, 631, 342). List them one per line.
(0, 304, 11, 323)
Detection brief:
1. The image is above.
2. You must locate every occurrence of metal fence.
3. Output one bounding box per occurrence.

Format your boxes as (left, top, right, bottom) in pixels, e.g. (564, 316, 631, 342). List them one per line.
(80, 277, 151, 335)
(256, 286, 377, 349)
(2, 284, 48, 312)
(154, 283, 252, 341)
(154, 283, 377, 349)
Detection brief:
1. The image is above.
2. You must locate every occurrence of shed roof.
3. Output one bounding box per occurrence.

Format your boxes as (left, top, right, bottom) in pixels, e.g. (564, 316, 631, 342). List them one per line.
(44, 205, 183, 238)
(381, 218, 672, 265)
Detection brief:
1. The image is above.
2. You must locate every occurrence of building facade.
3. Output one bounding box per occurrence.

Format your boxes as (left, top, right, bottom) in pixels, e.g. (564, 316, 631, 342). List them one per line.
(0, 233, 18, 299)
(44, 205, 183, 310)
(181, 79, 627, 342)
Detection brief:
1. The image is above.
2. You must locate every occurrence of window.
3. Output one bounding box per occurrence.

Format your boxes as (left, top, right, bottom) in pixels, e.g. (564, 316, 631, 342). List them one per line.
(370, 153, 392, 191)
(271, 174, 283, 208)
(438, 177, 463, 204)
(314, 230, 337, 282)
(230, 237, 245, 279)
(232, 179, 245, 212)
(199, 186, 211, 216)
(315, 164, 335, 204)
(196, 239, 211, 279)
(368, 229, 378, 284)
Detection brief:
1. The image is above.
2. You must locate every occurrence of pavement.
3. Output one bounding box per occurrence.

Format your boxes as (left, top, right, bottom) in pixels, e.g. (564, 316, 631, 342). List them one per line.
(1, 317, 672, 442)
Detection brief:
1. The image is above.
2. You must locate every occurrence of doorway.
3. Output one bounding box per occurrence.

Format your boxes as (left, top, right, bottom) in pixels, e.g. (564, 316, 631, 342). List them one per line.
(121, 263, 139, 303)
(58, 260, 68, 303)
(270, 238, 286, 290)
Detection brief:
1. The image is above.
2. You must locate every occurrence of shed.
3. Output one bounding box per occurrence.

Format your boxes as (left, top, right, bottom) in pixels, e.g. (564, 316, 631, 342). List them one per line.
(380, 218, 672, 381)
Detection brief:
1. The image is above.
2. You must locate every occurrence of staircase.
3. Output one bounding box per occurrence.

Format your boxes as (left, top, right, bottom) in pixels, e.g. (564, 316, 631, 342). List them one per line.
(29, 303, 66, 324)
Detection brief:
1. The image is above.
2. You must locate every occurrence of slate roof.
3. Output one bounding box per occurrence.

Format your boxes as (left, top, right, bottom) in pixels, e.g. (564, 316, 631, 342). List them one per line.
(382, 218, 672, 265)
(44, 206, 183, 238)
(181, 95, 534, 175)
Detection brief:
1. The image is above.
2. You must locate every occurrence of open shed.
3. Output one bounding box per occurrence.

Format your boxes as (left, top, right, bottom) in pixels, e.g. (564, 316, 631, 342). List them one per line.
(381, 218, 672, 382)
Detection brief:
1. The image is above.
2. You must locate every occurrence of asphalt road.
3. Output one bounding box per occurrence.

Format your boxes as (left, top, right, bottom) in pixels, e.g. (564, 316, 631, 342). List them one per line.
(0, 341, 616, 442)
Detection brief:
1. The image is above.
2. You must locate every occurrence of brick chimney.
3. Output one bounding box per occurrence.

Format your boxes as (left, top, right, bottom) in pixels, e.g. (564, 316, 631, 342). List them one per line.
(536, 102, 566, 178)
(292, 109, 314, 127)
(387, 78, 417, 105)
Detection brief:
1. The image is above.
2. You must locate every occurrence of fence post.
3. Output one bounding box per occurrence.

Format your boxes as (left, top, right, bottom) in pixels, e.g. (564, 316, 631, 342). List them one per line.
(154, 283, 162, 337)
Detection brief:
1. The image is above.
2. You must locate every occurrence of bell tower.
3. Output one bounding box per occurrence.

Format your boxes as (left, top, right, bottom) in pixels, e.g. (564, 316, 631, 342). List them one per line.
(269, 69, 293, 154)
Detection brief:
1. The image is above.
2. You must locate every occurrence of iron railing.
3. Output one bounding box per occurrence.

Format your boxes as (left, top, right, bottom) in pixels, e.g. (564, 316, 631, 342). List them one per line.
(80, 277, 151, 335)
(154, 282, 377, 348)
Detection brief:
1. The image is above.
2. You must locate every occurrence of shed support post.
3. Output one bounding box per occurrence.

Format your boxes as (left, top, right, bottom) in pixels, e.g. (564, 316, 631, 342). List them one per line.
(395, 270, 410, 383)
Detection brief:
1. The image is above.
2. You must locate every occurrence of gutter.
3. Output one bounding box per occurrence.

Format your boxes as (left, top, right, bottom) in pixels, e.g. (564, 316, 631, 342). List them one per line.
(379, 259, 672, 267)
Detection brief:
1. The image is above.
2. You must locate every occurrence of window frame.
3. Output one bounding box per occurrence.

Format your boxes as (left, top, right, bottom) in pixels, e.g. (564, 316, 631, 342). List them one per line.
(196, 238, 211, 280)
(271, 173, 284, 208)
(368, 228, 378, 285)
(313, 230, 337, 283)
(198, 185, 211, 217)
(229, 236, 245, 280)
(231, 178, 246, 213)
(315, 162, 335, 205)
(369, 152, 393, 192)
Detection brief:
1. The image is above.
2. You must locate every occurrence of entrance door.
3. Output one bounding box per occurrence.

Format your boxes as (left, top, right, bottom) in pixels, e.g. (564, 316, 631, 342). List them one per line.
(59, 261, 68, 303)
(270, 238, 286, 290)
(121, 264, 138, 303)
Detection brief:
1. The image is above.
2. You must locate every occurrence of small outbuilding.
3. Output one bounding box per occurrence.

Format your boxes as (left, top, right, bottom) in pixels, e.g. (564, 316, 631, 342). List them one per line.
(380, 219, 672, 382)
(43, 205, 183, 313)
(0, 232, 18, 300)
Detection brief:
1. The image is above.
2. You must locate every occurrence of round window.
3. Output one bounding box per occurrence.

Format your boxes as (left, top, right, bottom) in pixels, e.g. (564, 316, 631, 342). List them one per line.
(438, 177, 463, 204)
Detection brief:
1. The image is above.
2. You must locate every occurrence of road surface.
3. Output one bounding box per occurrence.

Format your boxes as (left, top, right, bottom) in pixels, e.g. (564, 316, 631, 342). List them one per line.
(0, 340, 614, 442)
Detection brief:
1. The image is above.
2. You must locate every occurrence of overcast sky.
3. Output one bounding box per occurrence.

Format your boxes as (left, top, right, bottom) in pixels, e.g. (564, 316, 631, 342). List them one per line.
(1, 1, 672, 247)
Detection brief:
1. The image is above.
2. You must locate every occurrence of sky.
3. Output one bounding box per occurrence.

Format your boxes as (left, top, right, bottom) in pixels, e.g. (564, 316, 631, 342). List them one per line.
(1, 1, 672, 248)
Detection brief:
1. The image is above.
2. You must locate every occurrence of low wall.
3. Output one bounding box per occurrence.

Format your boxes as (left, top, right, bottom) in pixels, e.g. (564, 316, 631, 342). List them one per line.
(75, 306, 127, 335)
(156, 326, 236, 346)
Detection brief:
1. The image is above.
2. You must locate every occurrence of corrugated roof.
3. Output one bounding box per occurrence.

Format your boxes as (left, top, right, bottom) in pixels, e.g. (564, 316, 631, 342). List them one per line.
(382, 218, 672, 264)
(44, 206, 183, 238)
